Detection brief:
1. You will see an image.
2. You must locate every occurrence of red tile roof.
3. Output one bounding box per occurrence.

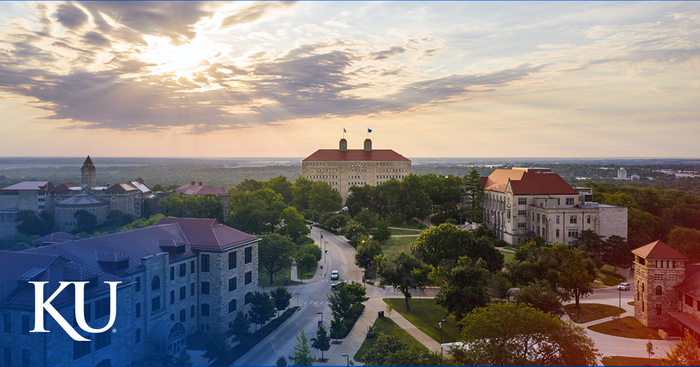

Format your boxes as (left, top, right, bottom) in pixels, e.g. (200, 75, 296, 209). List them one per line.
(32, 232, 81, 246)
(106, 182, 138, 192)
(157, 217, 258, 250)
(482, 168, 578, 195)
(303, 149, 409, 162)
(632, 240, 689, 260)
(83, 155, 94, 166)
(49, 183, 79, 192)
(675, 270, 700, 299)
(175, 182, 227, 196)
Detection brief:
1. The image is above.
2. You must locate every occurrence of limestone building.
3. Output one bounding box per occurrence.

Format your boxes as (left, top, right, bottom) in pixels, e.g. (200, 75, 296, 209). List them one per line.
(632, 240, 700, 340)
(481, 168, 628, 246)
(302, 139, 411, 199)
(0, 218, 259, 366)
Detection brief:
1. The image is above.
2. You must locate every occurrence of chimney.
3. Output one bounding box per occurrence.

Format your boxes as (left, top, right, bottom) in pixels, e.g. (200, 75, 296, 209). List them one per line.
(199, 182, 203, 186)
(191, 181, 195, 185)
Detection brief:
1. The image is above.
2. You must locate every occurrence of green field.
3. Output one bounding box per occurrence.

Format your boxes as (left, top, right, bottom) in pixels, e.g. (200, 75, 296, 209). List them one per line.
(381, 236, 415, 258)
(383, 298, 460, 343)
(498, 248, 515, 264)
(353, 317, 427, 362)
(564, 303, 625, 323)
(388, 228, 423, 236)
(588, 316, 662, 339)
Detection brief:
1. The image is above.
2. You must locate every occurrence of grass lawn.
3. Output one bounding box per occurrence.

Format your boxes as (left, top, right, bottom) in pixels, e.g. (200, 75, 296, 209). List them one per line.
(258, 267, 300, 287)
(382, 236, 415, 258)
(498, 248, 515, 263)
(389, 228, 423, 236)
(297, 263, 317, 280)
(353, 317, 427, 362)
(588, 316, 662, 339)
(564, 303, 625, 323)
(383, 298, 460, 343)
(387, 222, 425, 230)
(601, 356, 662, 366)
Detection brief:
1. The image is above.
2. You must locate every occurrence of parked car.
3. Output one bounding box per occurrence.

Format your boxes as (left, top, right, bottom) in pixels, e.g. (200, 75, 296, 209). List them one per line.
(331, 280, 346, 290)
(331, 270, 339, 280)
(617, 282, 630, 291)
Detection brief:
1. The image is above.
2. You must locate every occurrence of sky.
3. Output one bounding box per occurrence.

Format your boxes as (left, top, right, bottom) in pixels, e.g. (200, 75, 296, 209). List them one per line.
(0, 1, 699, 158)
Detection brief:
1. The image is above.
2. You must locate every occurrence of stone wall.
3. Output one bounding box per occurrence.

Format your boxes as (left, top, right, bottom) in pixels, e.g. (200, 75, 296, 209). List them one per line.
(634, 256, 685, 328)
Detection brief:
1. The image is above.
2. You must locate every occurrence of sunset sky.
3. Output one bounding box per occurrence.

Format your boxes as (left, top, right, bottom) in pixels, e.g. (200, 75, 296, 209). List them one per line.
(0, 1, 698, 158)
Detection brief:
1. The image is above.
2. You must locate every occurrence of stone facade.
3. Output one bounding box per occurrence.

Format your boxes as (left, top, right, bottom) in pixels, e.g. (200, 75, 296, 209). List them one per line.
(633, 254, 685, 327)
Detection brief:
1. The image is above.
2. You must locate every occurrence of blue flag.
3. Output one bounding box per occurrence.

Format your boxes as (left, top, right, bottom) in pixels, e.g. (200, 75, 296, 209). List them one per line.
(368, 128, 372, 133)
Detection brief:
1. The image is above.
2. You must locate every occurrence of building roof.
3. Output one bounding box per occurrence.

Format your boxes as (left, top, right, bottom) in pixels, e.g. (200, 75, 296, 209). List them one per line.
(482, 168, 578, 195)
(0, 181, 52, 191)
(157, 217, 258, 250)
(56, 191, 109, 206)
(83, 155, 94, 166)
(175, 181, 227, 196)
(49, 183, 79, 192)
(632, 240, 689, 260)
(130, 179, 152, 194)
(675, 269, 700, 299)
(303, 149, 410, 162)
(105, 182, 139, 192)
(32, 232, 81, 246)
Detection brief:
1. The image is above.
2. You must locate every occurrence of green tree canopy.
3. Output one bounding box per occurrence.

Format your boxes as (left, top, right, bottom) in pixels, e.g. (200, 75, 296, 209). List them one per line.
(411, 223, 503, 272)
(288, 329, 315, 366)
(310, 325, 331, 360)
(74, 209, 97, 233)
(339, 220, 368, 247)
(354, 236, 383, 271)
(248, 291, 276, 325)
(265, 175, 294, 204)
(456, 302, 599, 366)
(270, 287, 292, 316)
(513, 280, 565, 317)
(378, 251, 433, 311)
(258, 234, 296, 284)
(119, 214, 164, 232)
(228, 188, 286, 234)
(559, 249, 597, 309)
(436, 256, 490, 321)
(158, 194, 224, 222)
(463, 168, 484, 223)
(277, 207, 310, 242)
(668, 227, 700, 263)
(663, 330, 700, 366)
(15, 210, 52, 236)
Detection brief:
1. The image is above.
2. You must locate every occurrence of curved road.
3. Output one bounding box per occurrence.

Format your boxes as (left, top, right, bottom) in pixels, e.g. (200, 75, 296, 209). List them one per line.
(234, 227, 363, 366)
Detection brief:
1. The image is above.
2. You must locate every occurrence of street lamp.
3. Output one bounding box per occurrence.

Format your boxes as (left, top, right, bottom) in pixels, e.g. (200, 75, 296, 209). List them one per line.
(439, 318, 446, 357)
(341, 353, 349, 366)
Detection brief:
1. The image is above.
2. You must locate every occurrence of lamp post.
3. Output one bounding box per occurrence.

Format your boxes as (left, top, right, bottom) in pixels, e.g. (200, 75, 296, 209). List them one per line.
(439, 318, 445, 357)
(341, 354, 349, 366)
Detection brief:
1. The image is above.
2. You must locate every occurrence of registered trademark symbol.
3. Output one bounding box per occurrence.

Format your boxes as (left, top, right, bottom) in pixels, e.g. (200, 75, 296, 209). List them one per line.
(112, 328, 117, 333)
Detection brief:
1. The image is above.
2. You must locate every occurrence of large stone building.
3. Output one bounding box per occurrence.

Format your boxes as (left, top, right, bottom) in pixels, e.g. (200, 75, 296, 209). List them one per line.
(302, 138, 411, 199)
(481, 167, 628, 246)
(0, 217, 259, 366)
(632, 240, 700, 340)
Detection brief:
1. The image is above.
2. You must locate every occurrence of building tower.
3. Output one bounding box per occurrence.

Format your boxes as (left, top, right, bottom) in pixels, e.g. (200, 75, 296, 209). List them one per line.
(617, 167, 628, 180)
(339, 138, 347, 152)
(81, 155, 96, 188)
(632, 240, 687, 327)
(364, 138, 372, 152)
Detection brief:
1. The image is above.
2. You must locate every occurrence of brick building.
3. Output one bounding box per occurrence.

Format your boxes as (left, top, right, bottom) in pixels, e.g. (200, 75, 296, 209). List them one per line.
(0, 218, 259, 366)
(633, 240, 700, 339)
(302, 138, 411, 199)
(481, 168, 628, 246)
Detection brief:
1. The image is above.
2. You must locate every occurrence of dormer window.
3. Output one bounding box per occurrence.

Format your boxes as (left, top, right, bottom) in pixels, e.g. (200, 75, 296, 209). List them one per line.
(176, 245, 186, 254)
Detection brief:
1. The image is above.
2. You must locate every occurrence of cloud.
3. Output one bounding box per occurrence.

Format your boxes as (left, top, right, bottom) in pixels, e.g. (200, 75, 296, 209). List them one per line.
(53, 3, 88, 30)
(370, 46, 406, 60)
(82, 31, 111, 48)
(221, 2, 296, 28)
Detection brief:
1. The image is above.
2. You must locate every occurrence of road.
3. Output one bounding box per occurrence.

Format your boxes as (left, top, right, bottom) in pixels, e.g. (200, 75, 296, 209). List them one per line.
(234, 226, 364, 366)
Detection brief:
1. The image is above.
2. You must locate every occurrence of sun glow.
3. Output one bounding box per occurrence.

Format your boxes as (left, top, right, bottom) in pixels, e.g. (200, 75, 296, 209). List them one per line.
(138, 35, 226, 78)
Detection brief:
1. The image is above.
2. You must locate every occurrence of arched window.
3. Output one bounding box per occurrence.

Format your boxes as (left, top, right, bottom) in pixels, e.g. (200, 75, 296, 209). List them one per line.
(656, 286, 662, 296)
(152, 276, 160, 291)
(245, 292, 252, 305)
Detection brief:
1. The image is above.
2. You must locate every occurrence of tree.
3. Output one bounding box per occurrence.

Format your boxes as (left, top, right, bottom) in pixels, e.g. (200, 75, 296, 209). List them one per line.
(372, 220, 392, 242)
(310, 325, 331, 360)
(271, 287, 292, 317)
(339, 220, 368, 247)
(231, 311, 251, 341)
(574, 229, 605, 259)
(378, 251, 433, 311)
(158, 194, 224, 222)
(456, 302, 599, 366)
(276, 356, 288, 366)
(277, 207, 310, 242)
(119, 214, 164, 232)
(309, 181, 342, 215)
(668, 227, 700, 263)
(288, 329, 315, 366)
(258, 234, 296, 284)
(15, 210, 51, 236)
(248, 291, 276, 326)
(559, 249, 597, 310)
(265, 176, 294, 204)
(513, 280, 565, 317)
(106, 210, 134, 225)
(175, 348, 193, 367)
(354, 236, 383, 272)
(202, 333, 231, 362)
(436, 256, 490, 321)
(74, 209, 97, 233)
(647, 336, 656, 359)
(605, 235, 634, 270)
(463, 168, 484, 223)
(491, 271, 512, 300)
(361, 334, 406, 365)
(234, 178, 264, 192)
(410, 223, 503, 272)
(228, 188, 286, 234)
(663, 330, 700, 365)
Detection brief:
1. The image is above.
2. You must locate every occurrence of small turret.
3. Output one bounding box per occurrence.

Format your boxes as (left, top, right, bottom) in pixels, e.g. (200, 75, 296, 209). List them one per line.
(364, 139, 372, 152)
(339, 138, 347, 152)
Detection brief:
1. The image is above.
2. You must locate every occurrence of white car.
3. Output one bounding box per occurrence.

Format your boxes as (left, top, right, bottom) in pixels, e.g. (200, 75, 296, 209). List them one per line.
(617, 283, 630, 291)
(331, 270, 339, 280)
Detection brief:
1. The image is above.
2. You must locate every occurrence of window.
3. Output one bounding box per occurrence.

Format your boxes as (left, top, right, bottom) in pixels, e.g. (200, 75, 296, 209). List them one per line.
(517, 223, 527, 228)
(191, 260, 195, 274)
(686, 294, 694, 307)
(518, 210, 527, 216)
(170, 314, 174, 321)
(152, 276, 160, 291)
(22, 316, 29, 335)
(180, 309, 186, 322)
(3, 313, 10, 333)
(570, 215, 577, 224)
(656, 286, 662, 296)
(170, 290, 175, 305)
(229, 252, 237, 270)
(135, 329, 141, 344)
(556, 229, 560, 238)
(95, 331, 111, 350)
(201, 255, 210, 272)
(95, 298, 110, 319)
(245, 247, 252, 264)
(229, 300, 237, 313)
(518, 198, 527, 205)
(180, 263, 186, 277)
(656, 304, 663, 316)
(566, 198, 575, 205)
(229, 277, 237, 292)
(655, 273, 664, 281)
(245, 292, 252, 305)
(201, 304, 210, 317)
(202, 282, 210, 295)
(191, 283, 195, 296)
(73, 339, 91, 360)
(568, 229, 579, 238)
(180, 286, 186, 300)
(245, 271, 252, 285)
(587, 215, 591, 224)
(170, 266, 175, 280)
(152, 297, 161, 311)
(135, 303, 141, 318)
(556, 215, 560, 224)
(22, 349, 29, 367)
(191, 305, 195, 318)
(135, 276, 141, 292)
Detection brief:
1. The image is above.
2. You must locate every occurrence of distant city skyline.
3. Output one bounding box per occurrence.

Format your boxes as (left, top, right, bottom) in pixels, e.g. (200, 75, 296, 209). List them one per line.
(0, 2, 699, 158)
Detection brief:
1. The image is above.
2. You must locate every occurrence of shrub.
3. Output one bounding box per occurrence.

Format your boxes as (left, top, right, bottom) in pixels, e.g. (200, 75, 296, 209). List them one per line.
(331, 303, 365, 339)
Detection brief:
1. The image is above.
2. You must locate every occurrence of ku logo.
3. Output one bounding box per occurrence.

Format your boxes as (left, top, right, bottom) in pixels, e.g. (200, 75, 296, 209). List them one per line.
(29, 281, 121, 341)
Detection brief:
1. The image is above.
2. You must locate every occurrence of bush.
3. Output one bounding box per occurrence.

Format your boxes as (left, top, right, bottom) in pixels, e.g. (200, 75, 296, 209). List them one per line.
(331, 303, 365, 339)
(445, 218, 458, 225)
